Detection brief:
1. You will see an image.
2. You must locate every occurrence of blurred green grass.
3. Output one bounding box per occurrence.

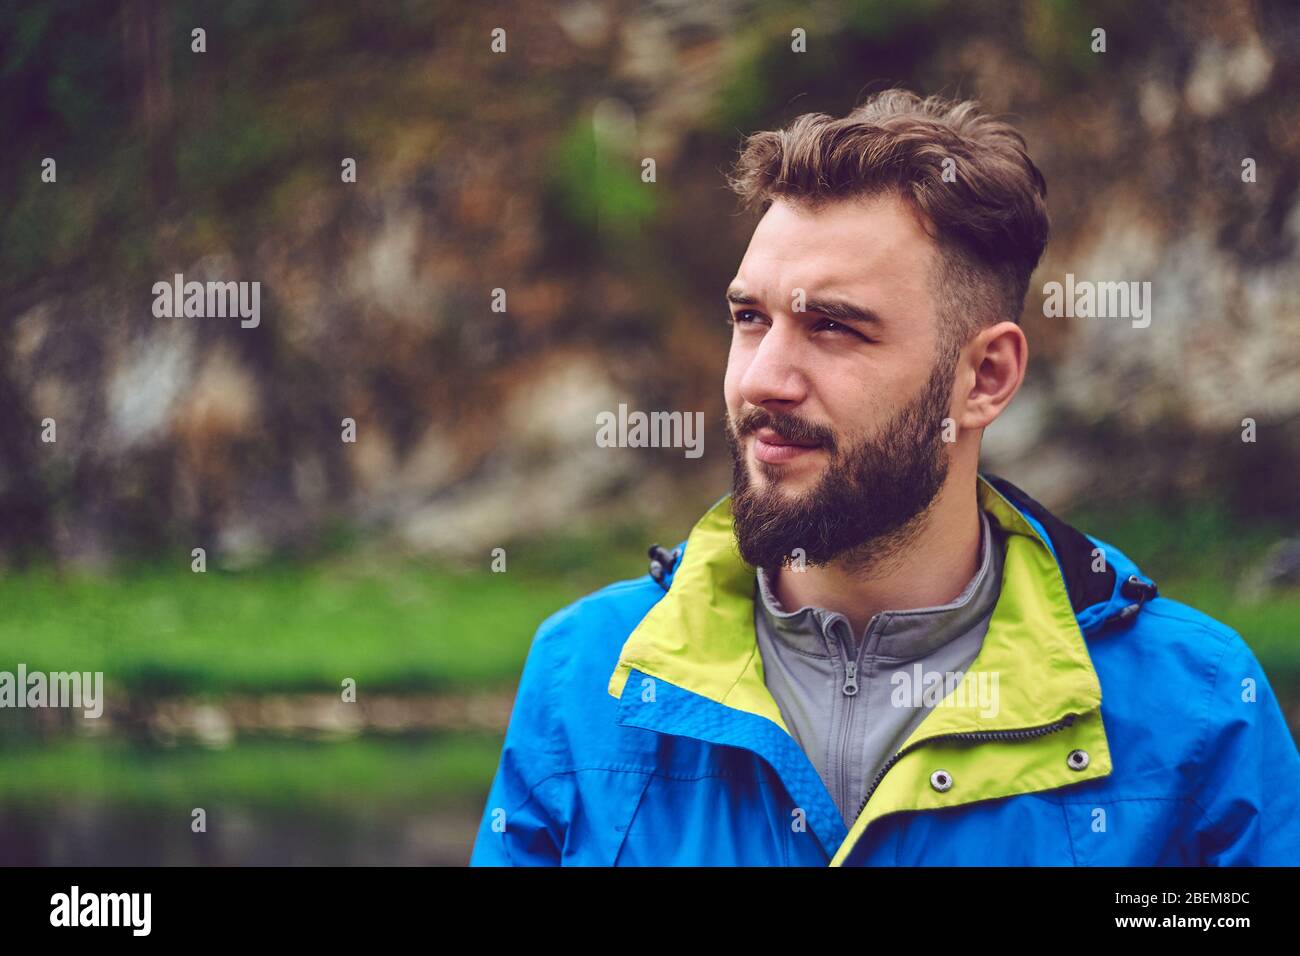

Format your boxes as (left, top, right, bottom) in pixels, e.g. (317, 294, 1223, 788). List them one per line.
(0, 733, 501, 809)
(0, 561, 575, 694)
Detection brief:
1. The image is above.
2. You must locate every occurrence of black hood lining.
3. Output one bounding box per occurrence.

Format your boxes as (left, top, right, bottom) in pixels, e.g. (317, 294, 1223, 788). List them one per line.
(982, 473, 1117, 615)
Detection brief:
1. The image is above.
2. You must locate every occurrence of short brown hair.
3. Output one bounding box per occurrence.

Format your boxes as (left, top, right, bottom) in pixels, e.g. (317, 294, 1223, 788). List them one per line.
(727, 89, 1050, 357)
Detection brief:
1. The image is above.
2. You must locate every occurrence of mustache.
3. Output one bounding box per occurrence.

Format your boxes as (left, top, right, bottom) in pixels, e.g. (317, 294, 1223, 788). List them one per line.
(731, 407, 836, 450)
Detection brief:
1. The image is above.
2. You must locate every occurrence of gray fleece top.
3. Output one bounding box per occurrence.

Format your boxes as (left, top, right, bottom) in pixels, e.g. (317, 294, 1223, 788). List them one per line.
(753, 508, 1006, 828)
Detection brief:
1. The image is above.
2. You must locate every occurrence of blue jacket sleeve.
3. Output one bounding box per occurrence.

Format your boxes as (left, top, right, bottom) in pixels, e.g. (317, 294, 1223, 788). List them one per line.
(469, 616, 569, 866)
(1191, 632, 1300, 865)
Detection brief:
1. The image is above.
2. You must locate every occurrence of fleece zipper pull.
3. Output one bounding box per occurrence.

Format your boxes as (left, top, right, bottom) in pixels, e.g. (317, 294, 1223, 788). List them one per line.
(843, 661, 858, 696)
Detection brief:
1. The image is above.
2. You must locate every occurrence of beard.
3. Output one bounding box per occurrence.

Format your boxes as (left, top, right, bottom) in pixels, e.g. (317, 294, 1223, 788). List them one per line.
(725, 352, 957, 573)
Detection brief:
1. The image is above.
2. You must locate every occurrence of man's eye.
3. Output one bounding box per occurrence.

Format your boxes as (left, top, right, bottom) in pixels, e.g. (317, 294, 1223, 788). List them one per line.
(814, 319, 869, 340)
(730, 310, 761, 325)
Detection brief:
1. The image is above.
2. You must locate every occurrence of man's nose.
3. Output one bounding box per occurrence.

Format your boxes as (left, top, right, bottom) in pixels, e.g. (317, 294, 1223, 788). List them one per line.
(737, 321, 808, 410)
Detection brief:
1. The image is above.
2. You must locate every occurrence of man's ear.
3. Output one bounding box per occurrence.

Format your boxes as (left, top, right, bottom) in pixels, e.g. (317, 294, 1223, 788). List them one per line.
(959, 321, 1027, 430)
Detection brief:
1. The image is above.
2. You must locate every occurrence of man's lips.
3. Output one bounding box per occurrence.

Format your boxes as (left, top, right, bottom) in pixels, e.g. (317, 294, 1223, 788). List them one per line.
(751, 427, 823, 464)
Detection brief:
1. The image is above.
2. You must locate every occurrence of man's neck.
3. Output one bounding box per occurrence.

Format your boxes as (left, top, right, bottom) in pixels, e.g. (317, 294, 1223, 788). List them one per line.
(771, 476, 984, 639)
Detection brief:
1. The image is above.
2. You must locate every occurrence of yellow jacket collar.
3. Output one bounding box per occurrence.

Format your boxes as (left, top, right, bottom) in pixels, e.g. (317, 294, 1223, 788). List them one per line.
(607, 473, 1104, 739)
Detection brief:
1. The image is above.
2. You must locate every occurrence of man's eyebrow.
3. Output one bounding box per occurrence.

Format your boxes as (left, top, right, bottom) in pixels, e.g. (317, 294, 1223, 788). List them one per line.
(725, 287, 884, 329)
(801, 296, 885, 329)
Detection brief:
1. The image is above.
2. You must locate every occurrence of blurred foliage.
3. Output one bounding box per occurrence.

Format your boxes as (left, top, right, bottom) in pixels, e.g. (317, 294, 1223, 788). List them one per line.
(1, 0, 446, 292)
(549, 114, 658, 240)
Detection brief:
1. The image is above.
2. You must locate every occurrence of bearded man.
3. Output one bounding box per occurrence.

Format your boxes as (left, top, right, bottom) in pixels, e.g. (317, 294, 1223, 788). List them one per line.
(471, 90, 1300, 867)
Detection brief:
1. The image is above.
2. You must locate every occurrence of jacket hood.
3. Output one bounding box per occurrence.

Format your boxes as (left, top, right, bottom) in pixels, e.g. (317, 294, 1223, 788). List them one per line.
(981, 474, 1159, 633)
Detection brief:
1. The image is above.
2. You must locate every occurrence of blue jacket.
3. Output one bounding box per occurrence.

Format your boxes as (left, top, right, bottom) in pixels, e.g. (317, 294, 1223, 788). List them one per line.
(470, 474, 1300, 865)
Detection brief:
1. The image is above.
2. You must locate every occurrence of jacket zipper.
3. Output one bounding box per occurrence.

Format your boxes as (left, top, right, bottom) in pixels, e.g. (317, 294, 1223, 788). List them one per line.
(854, 712, 1080, 819)
(834, 619, 861, 823)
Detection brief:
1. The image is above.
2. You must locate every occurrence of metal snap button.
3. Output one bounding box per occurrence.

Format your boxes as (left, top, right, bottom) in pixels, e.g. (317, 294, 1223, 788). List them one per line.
(1067, 749, 1090, 770)
(929, 769, 953, 792)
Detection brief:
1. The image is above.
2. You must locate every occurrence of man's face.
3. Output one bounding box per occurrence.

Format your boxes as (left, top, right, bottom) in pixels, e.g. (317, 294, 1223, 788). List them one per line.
(723, 193, 959, 570)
